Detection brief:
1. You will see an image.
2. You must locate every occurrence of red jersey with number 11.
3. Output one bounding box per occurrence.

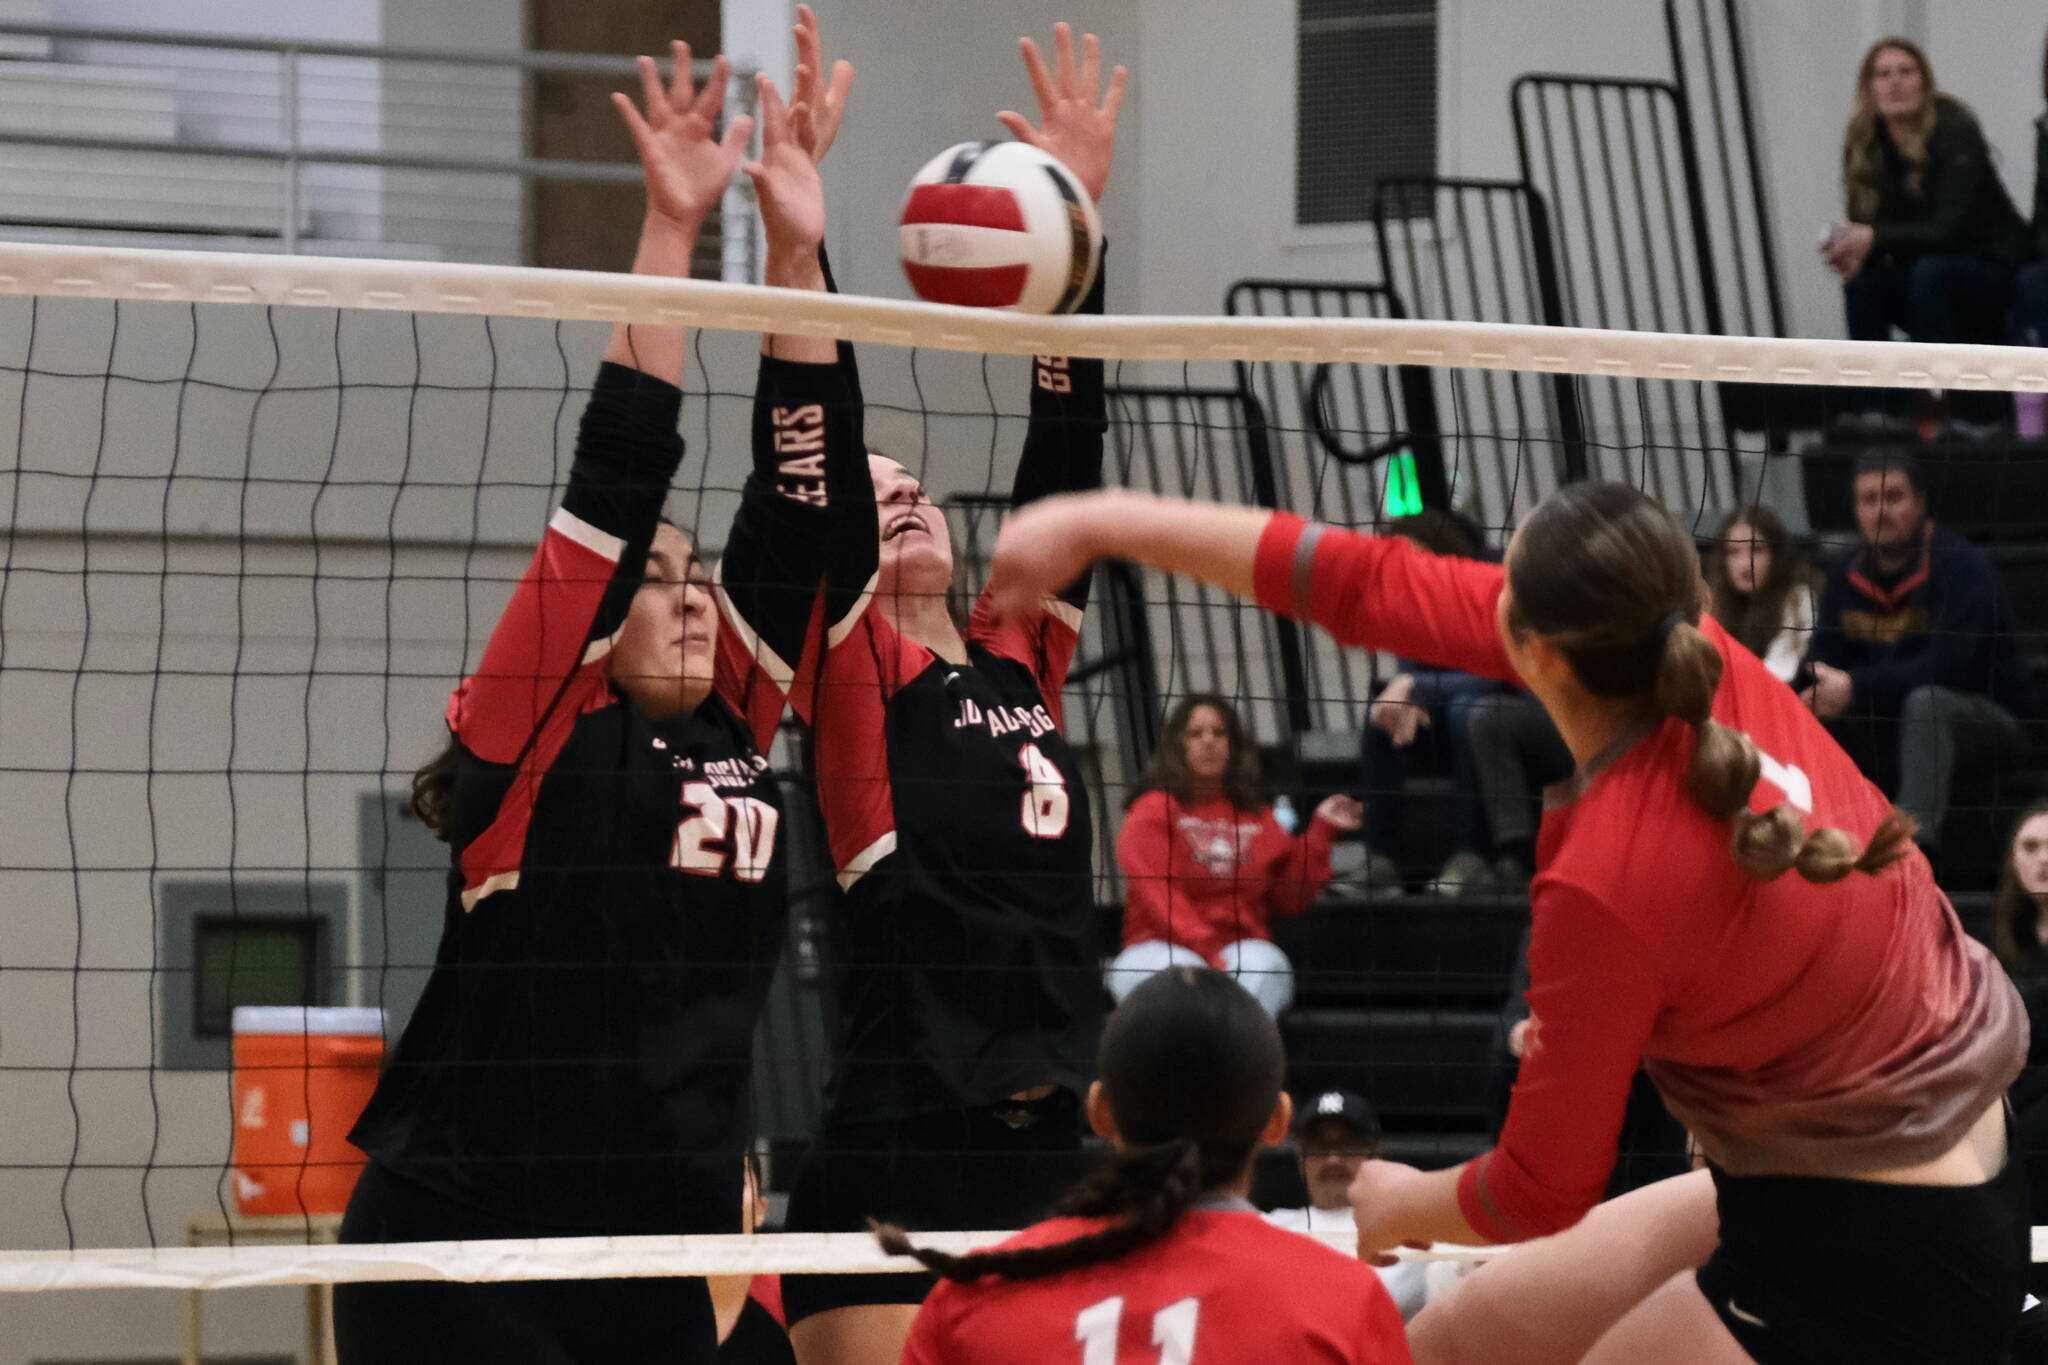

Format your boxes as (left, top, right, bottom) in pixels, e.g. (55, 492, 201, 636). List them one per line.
(901, 1206, 1410, 1365)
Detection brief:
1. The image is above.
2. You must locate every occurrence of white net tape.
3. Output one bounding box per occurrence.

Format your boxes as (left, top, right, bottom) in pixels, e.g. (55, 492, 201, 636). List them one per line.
(0, 242, 2038, 1292)
(0, 1231, 1495, 1293)
(0, 240, 2042, 387)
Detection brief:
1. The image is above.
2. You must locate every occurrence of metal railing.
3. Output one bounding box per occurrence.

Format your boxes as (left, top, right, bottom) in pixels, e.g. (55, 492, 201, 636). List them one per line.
(0, 20, 757, 272)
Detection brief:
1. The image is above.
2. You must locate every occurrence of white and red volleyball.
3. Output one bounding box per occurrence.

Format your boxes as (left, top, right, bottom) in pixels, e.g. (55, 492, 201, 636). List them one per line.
(898, 141, 1104, 314)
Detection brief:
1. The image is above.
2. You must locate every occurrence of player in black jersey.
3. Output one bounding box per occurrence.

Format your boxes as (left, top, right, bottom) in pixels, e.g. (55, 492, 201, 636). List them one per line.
(721, 19, 1129, 1365)
(335, 36, 851, 1365)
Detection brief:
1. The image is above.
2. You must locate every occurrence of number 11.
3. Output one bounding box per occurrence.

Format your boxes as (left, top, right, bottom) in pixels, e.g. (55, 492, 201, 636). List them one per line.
(1074, 1296, 1200, 1364)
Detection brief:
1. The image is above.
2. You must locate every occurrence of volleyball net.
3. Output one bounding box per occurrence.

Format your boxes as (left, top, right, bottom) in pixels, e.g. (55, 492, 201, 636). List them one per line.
(0, 241, 2043, 1295)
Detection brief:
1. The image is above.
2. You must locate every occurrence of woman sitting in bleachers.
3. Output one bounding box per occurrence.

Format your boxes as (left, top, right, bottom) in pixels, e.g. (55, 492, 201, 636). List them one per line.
(1823, 37, 2028, 423)
(1109, 695, 1361, 1017)
(1704, 505, 1815, 685)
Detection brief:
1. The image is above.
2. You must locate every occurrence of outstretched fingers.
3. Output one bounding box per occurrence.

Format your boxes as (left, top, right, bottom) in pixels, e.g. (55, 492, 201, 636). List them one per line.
(1019, 35, 1058, 118)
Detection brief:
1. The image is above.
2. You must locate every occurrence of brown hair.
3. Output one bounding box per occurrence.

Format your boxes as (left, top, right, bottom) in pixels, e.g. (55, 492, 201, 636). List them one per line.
(1706, 505, 1809, 663)
(1842, 38, 1941, 222)
(1130, 694, 1267, 813)
(1508, 482, 1915, 884)
(1993, 800, 2048, 972)
(874, 967, 1283, 1282)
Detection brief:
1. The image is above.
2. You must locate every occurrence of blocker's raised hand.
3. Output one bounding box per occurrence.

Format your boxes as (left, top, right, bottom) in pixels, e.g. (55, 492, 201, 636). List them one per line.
(788, 4, 855, 166)
(997, 22, 1127, 203)
(744, 74, 827, 256)
(611, 44, 753, 231)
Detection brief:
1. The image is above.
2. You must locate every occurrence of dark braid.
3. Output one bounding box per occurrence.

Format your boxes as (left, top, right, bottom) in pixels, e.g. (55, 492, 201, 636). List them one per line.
(874, 967, 1283, 1283)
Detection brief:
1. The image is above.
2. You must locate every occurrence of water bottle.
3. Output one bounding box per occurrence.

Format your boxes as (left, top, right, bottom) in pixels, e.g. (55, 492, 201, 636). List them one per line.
(1273, 794, 1299, 835)
(2018, 332, 2046, 439)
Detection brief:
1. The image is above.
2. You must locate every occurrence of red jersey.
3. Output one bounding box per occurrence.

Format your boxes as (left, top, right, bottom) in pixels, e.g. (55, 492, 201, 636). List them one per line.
(1252, 514, 2025, 1244)
(901, 1206, 1411, 1365)
(1118, 791, 1337, 962)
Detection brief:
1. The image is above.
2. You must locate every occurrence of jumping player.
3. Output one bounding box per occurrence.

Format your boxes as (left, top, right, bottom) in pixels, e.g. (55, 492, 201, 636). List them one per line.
(878, 967, 1411, 1364)
(336, 42, 840, 1364)
(736, 19, 1129, 1365)
(987, 480, 2028, 1365)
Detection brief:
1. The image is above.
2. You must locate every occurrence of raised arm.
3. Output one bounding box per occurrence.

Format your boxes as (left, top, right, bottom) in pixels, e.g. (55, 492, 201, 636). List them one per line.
(988, 492, 1520, 684)
(452, 46, 746, 763)
(999, 23, 1123, 525)
(714, 24, 871, 740)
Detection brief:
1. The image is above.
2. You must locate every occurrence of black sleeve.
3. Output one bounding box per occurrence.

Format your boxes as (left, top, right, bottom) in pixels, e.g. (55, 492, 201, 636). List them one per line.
(721, 349, 867, 672)
(1873, 111, 2001, 257)
(728, 246, 877, 661)
(568, 361, 687, 645)
(1010, 256, 1109, 611)
(2033, 118, 2048, 256)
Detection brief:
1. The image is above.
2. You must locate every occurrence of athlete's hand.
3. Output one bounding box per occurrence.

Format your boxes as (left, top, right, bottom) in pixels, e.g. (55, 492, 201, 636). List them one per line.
(1350, 1158, 1432, 1266)
(613, 46, 753, 235)
(1313, 794, 1364, 831)
(788, 5, 854, 167)
(745, 74, 826, 262)
(988, 490, 1115, 621)
(998, 22, 1127, 204)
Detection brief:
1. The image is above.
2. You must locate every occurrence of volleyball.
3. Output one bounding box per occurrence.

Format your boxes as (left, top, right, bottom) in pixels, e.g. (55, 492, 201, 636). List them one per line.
(898, 140, 1104, 314)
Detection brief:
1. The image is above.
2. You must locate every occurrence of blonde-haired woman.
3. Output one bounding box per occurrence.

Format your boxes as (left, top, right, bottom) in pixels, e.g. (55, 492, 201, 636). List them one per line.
(1823, 37, 2027, 414)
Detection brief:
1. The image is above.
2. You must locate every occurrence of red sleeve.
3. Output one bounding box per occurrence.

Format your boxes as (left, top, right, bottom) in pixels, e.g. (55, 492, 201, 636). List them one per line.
(810, 606, 932, 887)
(1266, 809, 1338, 921)
(1356, 1276, 1416, 1364)
(449, 508, 621, 763)
(1456, 881, 1664, 1242)
(1116, 790, 1178, 948)
(899, 1287, 953, 1365)
(745, 1274, 785, 1328)
(969, 589, 1082, 725)
(1252, 512, 1519, 686)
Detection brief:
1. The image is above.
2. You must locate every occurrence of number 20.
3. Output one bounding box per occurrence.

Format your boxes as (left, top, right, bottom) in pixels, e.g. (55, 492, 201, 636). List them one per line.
(671, 781, 778, 881)
(1074, 1296, 1199, 1365)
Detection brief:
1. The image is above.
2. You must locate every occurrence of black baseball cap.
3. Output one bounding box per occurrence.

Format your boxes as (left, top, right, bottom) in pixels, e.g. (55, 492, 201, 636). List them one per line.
(1294, 1090, 1380, 1147)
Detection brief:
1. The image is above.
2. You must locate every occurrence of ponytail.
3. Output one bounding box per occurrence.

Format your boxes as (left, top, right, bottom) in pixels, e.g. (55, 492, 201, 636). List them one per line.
(873, 1137, 1246, 1284)
(1653, 618, 1916, 885)
(409, 734, 461, 841)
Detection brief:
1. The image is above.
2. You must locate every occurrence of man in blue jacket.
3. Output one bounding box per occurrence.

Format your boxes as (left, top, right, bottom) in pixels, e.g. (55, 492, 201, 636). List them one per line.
(1803, 450, 2036, 852)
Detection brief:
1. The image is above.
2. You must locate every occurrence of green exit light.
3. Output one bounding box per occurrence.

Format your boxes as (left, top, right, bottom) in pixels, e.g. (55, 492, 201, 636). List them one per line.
(1383, 448, 1424, 518)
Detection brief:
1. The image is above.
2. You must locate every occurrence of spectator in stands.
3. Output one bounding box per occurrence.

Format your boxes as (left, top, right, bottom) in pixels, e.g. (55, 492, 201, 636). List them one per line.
(1995, 800, 2048, 986)
(1464, 690, 1573, 890)
(1996, 801, 2048, 1305)
(1704, 505, 1815, 684)
(1355, 510, 1552, 896)
(2011, 31, 2048, 382)
(1263, 1090, 1434, 1320)
(1112, 695, 1362, 1016)
(1823, 38, 2028, 423)
(1804, 451, 2036, 854)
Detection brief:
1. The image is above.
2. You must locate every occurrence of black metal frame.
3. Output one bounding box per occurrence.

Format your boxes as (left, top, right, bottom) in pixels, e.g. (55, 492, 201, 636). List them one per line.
(1510, 72, 1743, 511)
(1370, 175, 1590, 494)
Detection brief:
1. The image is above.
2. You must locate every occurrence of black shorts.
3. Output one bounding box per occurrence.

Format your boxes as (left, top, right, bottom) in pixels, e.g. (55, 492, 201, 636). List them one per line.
(1694, 1137, 2029, 1365)
(335, 1162, 718, 1365)
(778, 1090, 1088, 1325)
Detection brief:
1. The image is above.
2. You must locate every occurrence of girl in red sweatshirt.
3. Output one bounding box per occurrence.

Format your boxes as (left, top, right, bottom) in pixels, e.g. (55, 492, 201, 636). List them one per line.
(1111, 694, 1362, 1015)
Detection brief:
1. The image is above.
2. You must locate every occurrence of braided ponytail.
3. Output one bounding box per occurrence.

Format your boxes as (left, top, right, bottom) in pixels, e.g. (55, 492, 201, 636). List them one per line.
(873, 967, 1285, 1285)
(873, 1139, 1239, 1283)
(1516, 483, 1918, 889)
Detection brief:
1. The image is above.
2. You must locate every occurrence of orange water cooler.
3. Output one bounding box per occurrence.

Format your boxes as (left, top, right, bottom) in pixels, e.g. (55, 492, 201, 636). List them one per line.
(230, 1006, 386, 1217)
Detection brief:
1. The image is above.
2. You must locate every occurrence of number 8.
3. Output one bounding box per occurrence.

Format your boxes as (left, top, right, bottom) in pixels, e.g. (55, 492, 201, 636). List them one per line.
(1019, 743, 1070, 839)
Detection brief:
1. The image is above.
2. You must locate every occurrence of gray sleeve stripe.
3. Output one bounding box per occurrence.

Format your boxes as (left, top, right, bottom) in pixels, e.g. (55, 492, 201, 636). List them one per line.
(1291, 521, 1325, 619)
